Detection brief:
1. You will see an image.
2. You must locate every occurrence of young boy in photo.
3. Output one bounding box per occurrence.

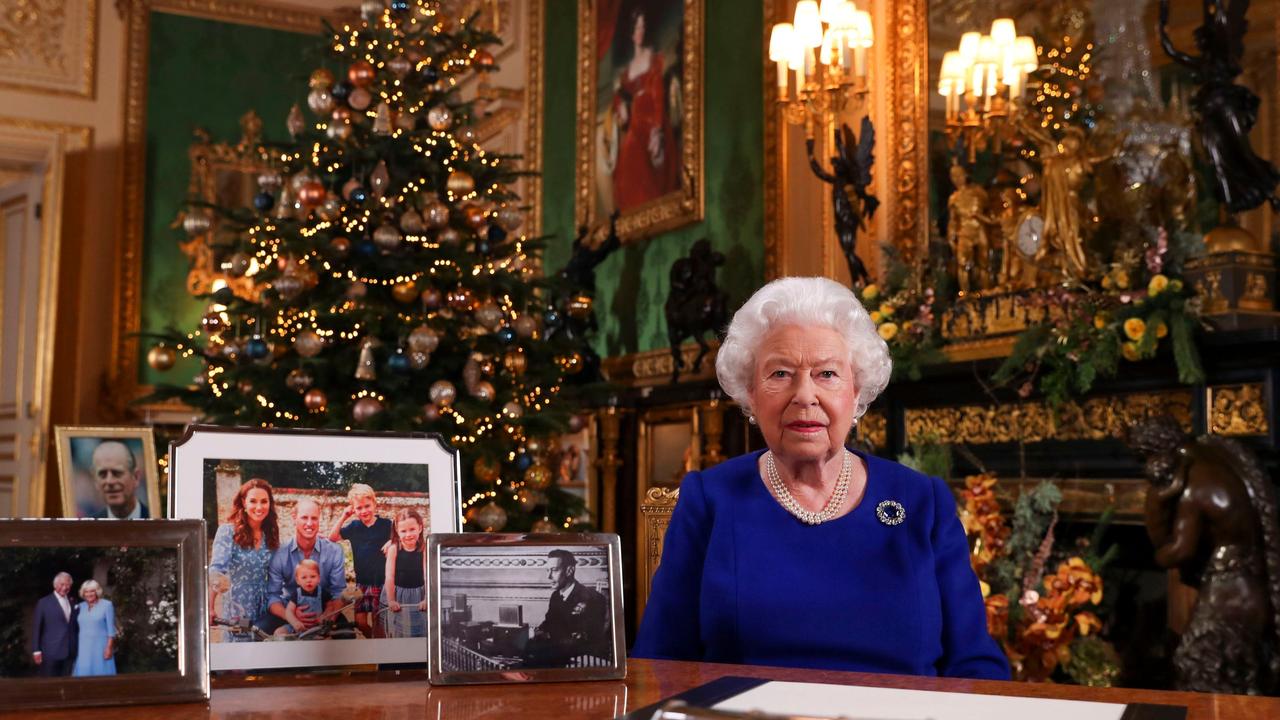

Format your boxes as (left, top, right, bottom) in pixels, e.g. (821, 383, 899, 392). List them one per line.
(327, 483, 393, 638)
(276, 559, 325, 636)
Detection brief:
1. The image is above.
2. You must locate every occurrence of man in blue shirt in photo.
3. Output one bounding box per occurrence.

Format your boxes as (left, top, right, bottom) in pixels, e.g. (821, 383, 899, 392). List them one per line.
(256, 498, 347, 636)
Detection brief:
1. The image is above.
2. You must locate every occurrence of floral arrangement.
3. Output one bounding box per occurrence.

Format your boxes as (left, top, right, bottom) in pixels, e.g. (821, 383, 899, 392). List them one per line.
(958, 474, 1121, 685)
(859, 247, 947, 382)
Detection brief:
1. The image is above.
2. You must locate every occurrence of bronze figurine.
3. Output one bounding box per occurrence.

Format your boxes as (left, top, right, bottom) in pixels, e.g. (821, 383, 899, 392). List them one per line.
(806, 118, 879, 288)
(664, 238, 727, 383)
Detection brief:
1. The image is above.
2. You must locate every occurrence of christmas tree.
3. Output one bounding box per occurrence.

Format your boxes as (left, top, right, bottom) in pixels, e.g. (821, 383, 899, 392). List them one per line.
(147, 1, 592, 533)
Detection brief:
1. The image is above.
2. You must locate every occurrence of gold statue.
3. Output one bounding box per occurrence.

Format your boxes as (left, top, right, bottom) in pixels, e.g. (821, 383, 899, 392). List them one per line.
(1017, 119, 1116, 280)
(947, 163, 995, 293)
(994, 187, 1036, 290)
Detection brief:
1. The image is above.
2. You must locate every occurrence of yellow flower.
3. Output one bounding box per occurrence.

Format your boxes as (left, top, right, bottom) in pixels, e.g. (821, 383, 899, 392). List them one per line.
(879, 303, 896, 317)
(1169, 278, 1184, 293)
(1093, 314, 1108, 330)
(1101, 275, 1114, 290)
(903, 320, 914, 331)
(861, 284, 879, 301)
(878, 322, 899, 341)
(1123, 317, 1146, 341)
(869, 311, 883, 324)
(1148, 274, 1169, 296)
(1155, 321, 1168, 339)
(1114, 270, 1130, 289)
(1122, 341, 1140, 362)
(980, 579, 991, 598)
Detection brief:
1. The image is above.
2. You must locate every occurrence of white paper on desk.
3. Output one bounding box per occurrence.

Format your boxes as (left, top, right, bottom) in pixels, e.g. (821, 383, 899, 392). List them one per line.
(713, 680, 1127, 720)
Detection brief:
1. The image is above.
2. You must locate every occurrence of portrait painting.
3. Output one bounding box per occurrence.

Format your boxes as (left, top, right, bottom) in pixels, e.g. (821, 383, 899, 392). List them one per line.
(169, 425, 461, 671)
(54, 426, 162, 520)
(428, 533, 625, 684)
(0, 520, 207, 710)
(577, 0, 703, 240)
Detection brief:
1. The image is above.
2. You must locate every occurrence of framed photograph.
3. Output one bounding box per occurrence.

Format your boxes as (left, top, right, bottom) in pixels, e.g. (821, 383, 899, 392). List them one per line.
(0, 519, 208, 711)
(576, 0, 703, 240)
(169, 425, 461, 671)
(546, 417, 598, 522)
(428, 533, 625, 685)
(54, 426, 163, 520)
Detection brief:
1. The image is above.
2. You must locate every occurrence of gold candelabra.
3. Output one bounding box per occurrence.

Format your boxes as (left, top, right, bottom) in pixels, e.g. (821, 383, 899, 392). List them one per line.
(769, 0, 872, 137)
(937, 20, 1038, 159)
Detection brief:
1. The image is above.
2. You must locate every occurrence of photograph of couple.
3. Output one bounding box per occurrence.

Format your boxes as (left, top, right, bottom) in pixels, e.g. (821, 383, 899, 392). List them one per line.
(203, 459, 431, 644)
(0, 547, 180, 679)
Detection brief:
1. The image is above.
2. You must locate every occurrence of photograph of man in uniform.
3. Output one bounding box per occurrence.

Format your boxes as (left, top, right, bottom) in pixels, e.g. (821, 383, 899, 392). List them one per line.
(31, 572, 78, 676)
(527, 549, 609, 667)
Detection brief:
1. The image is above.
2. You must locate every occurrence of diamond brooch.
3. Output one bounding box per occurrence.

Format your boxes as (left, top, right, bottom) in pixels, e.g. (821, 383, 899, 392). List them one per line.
(876, 500, 906, 526)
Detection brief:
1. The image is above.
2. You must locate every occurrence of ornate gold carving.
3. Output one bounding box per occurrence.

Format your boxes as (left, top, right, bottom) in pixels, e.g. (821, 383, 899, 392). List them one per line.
(524, 0, 544, 237)
(601, 341, 719, 387)
(888, 0, 927, 264)
(952, 477, 1149, 523)
(575, 0, 704, 241)
(1240, 272, 1273, 311)
(906, 391, 1193, 445)
(762, 0, 780, 280)
(637, 485, 679, 619)
(1208, 384, 1270, 437)
(1193, 270, 1228, 314)
(857, 409, 887, 449)
(0, 0, 96, 97)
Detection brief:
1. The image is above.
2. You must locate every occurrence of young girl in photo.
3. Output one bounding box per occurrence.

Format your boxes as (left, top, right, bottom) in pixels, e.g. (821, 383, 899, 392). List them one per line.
(382, 508, 427, 638)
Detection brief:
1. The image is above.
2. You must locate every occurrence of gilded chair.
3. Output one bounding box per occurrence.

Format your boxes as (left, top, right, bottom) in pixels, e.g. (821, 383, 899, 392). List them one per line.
(636, 486, 680, 621)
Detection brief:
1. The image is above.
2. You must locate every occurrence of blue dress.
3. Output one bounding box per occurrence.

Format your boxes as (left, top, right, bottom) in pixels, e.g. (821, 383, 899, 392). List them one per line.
(632, 450, 1011, 680)
(209, 523, 274, 624)
(72, 599, 116, 677)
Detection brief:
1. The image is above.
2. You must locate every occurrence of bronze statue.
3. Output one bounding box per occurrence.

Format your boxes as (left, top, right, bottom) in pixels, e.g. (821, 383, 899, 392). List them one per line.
(664, 238, 727, 383)
(806, 117, 879, 288)
(1159, 0, 1280, 213)
(946, 163, 994, 293)
(550, 210, 621, 382)
(1128, 415, 1280, 695)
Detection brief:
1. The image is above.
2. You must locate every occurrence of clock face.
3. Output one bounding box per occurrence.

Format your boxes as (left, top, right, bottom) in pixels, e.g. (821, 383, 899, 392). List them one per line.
(1017, 213, 1044, 257)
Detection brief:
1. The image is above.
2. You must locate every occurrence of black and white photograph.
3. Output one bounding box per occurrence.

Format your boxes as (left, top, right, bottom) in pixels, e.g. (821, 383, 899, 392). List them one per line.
(428, 533, 625, 685)
(54, 426, 162, 520)
(170, 425, 460, 671)
(0, 520, 208, 711)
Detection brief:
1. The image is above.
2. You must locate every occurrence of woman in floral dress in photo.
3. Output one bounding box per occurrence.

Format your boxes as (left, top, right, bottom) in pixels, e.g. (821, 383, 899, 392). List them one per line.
(208, 478, 280, 638)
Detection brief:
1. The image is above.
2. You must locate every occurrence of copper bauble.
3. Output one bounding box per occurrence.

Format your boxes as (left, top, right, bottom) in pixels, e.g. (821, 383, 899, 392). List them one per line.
(297, 181, 327, 207)
(408, 350, 430, 370)
(330, 236, 351, 256)
(372, 103, 393, 135)
(530, 517, 558, 533)
(317, 197, 342, 221)
(420, 287, 443, 309)
(352, 396, 384, 422)
(422, 402, 441, 422)
(518, 490, 543, 511)
(326, 122, 352, 140)
(395, 110, 417, 131)
(332, 106, 353, 123)
(423, 200, 450, 228)
(436, 226, 462, 246)
(502, 401, 523, 419)
(347, 60, 376, 87)
(513, 315, 538, 339)
(309, 68, 335, 89)
(429, 379, 457, 406)
(524, 438, 543, 455)
(408, 324, 440, 353)
(427, 104, 453, 131)
(307, 88, 335, 116)
(285, 368, 314, 391)
(341, 178, 361, 200)
(391, 281, 418, 304)
(400, 209, 425, 234)
(473, 456, 501, 484)
(304, 388, 328, 411)
(472, 381, 495, 401)
(523, 462, 552, 490)
(472, 501, 507, 532)
(294, 329, 325, 357)
(372, 223, 402, 249)
(474, 301, 504, 329)
(348, 87, 373, 111)
(457, 125, 477, 144)
(473, 49, 495, 69)
(201, 311, 227, 334)
(462, 203, 486, 229)
(502, 349, 527, 376)
(448, 287, 474, 310)
(147, 344, 177, 371)
(346, 281, 368, 299)
(287, 104, 306, 138)
(446, 169, 475, 195)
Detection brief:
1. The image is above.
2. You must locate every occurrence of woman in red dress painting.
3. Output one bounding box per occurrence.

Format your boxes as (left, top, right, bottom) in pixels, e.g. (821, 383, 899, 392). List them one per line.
(610, 7, 680, 213)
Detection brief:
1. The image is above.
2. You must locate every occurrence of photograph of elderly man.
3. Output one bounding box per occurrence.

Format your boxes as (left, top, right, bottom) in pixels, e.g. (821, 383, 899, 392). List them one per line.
(527, 549, 609, 666)
(91, 441, 149, 520)
(257, 498, 347, 636)
(31, 572, 78, 676)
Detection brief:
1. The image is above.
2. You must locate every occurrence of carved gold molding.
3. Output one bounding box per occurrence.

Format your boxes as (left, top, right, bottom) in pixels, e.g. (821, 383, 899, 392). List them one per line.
(887, 0, 928, 264)
(1208, 384, 1270, 437)
(906, 390, 1194, 445)
(524, 0, 544, 237)
(762, 0, 780, 280)
(637, 484, 679, 620)
(600, 341, 720, 388)
(574, 0, 704, 241)
(951, 477, 1149, 523)
(0, 0, 97, 98)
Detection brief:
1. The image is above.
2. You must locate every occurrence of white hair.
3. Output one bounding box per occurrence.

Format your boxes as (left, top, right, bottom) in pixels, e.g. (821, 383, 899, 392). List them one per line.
(79, 579, 103, 599)
(715, 276, 892, 420)
(53, 572, 72, 586)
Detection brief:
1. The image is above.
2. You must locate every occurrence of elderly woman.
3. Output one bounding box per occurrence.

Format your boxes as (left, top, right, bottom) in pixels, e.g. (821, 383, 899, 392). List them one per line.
(632, 277, 1009, 679)
(72, 580, 116, 677)
(209, 477, 280, 632)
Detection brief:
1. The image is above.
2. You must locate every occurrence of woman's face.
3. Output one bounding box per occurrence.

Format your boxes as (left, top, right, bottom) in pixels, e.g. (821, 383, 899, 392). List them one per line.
(632, 13, 646, 48)
(83, 587, 99, 603)
(244, 487, 271, 526)
(398, 518, 423, 548)
(747, 324, 859, 465)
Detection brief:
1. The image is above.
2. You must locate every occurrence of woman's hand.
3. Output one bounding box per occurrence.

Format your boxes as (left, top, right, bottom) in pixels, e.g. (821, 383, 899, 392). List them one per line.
(389, 600, 402, 612)
(103, 647, 113, 660)
(416, 600, 427, 611)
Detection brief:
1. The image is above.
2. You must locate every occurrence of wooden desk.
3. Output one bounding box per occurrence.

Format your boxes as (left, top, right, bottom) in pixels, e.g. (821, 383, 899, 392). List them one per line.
(18, 659, 1280, 719)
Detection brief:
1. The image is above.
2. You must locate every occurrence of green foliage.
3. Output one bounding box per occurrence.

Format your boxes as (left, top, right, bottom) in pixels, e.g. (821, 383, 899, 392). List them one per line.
(1064, 635, 1122, 687)
(989, 481, 1061, 599)
(897, 434, 953, 481)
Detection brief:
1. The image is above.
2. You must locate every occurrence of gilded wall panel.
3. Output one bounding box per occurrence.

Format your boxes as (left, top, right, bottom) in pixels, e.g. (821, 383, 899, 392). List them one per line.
(1208, 384, 1270, 437)
(0, 0, 96, 97)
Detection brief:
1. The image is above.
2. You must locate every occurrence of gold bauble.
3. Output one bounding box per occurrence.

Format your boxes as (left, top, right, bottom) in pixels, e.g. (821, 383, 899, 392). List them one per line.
(473, 456, 501, 484)
(147, 344, 177, 371)
(391, 281, 419, 304)
(446, 169, 475, 195)
(523, 462, 552, 490)
(502, 349, 527, 376)
(471, 501, 507, 532)
(309, 68, 335, 89)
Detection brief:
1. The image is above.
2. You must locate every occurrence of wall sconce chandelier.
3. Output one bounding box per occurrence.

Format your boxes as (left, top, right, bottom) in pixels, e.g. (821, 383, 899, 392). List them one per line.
(769, 0, 873, 136)
(937, 19, 1038, 156)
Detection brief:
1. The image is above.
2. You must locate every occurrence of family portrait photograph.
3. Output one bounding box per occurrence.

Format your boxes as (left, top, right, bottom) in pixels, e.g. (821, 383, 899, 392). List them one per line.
(578, 0, 703, 238)
(0, 545, 179, 680)
(170, 426, 461, 670)
(54, 426, 161, 520)
(428, 533, 625, 684)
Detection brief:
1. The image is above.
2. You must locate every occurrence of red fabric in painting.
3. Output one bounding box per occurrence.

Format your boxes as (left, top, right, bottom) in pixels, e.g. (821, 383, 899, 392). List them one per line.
(597, 0, 622, 62)
(611, 52, 680, 212)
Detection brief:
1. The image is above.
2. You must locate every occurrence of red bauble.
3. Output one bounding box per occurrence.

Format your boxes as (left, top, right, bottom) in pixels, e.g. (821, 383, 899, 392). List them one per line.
(348, 60, 376, 88)
(462, 203, 487, 229)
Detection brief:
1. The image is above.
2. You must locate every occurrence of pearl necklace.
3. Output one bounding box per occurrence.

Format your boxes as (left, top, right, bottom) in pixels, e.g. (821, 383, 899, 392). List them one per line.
(765, 450, 852, 525)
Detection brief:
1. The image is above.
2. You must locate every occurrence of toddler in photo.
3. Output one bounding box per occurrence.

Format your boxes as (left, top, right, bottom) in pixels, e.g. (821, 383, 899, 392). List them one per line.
(327, 483, 393, 638)
(276, 559, 325, 636)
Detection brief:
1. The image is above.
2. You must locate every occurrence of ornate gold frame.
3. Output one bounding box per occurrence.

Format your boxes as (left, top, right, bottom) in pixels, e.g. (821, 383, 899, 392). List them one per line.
(886, 0, 928, 263)
(0, 0, 98, 98)
(575, 0, 705, 241)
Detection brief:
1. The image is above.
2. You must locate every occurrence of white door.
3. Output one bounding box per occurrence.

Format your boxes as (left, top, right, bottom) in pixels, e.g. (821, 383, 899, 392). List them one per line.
(0, 170, 46, 517)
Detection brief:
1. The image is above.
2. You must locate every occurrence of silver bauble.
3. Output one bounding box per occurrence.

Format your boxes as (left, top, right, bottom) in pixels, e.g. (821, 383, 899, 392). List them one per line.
(407, 325, 440, 353)
(474, 302, 504, 329)
(182, 212, 212, 236)
(400, 209, 425, 234)
(348, 87, 373, 111)
(472, 501, 507, 532)
(285, 368, 314, 391)
(294, 330, 325, 358)
(226, 252, 251, 276)
(388, 55, 412, 78)
(427, 104, 454, 131)
(307, 89, 335, 116)
(472, 381, 495, 402)
(373, 223, 402, 249)
(513, 314, 538, 338)
(361, 0, 384, 20)
(423, 201, 450, 229)
(437, 226, 462, 246)
(317, 197, 343, 222)
(326, 121, 352, 140)
(496, 205, 524, 231)
(429, 380, 457, 406)
(502, 401, 523, 419)
(257, 172, 283, 192)
(273, 273, 304, 301)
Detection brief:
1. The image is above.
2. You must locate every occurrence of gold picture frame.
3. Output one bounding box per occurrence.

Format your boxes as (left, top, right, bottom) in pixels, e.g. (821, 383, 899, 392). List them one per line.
(576, 0, 704, 241)
(53, 426, 163, 520)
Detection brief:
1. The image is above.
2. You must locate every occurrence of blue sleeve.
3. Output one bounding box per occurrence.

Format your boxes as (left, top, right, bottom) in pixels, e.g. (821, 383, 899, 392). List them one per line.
(32, 599, 44, 654)
(631, 471, 711, 660)
(208, 524, 233, 577)
(324, 543, 346, 598)
(104, 601, 116, 637)
(266, 548, 289, 607)
(929, 475, 1012, 680)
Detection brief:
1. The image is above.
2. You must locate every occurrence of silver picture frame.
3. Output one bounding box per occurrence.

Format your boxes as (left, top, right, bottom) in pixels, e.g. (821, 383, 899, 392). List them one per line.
(428, 532, 626, 685)
(0, 519, 208, 710)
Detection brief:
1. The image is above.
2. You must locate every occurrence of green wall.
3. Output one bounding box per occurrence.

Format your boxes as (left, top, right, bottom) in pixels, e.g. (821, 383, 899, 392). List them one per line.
(542, 0, 765, 357)
(139, 13, 322, 385)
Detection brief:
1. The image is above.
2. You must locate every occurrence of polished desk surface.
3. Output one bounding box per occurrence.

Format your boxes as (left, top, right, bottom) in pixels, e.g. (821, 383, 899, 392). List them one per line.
(18, 659, 1280, 719)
